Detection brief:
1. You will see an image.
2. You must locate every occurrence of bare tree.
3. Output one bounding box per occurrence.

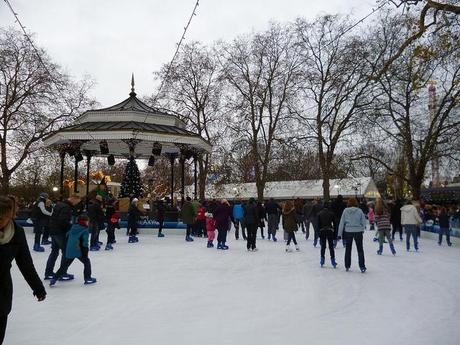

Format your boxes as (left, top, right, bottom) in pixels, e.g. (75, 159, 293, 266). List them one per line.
(152, 41, 224, 200)
(359, 12, 460, 199)
(0, 28, 94, 193)
(219, 22, 302, 201)
(293, 16, 377, 200)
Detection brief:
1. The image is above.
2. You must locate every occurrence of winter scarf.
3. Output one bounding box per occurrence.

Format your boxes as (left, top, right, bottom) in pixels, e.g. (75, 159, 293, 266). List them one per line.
(0, 220, 15, 245)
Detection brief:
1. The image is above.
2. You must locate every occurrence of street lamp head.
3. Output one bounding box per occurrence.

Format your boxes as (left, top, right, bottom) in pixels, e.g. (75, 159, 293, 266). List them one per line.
(334, 185, 340, 189)
(52, 187, 59, 192)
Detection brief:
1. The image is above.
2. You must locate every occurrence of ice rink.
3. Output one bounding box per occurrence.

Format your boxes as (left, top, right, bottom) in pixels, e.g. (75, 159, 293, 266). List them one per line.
(7, 229, 460, 345)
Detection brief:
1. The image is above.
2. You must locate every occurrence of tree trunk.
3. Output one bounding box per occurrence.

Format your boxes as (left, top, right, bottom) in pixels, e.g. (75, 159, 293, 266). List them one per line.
(0, 174, 10, 194)
(256, 178, 265, 202)
(198, 155, 209, 201)
(322, 175, 330, 201)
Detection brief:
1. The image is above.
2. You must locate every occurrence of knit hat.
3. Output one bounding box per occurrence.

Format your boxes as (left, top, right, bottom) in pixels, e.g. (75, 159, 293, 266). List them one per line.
(39, 192, 48, 199)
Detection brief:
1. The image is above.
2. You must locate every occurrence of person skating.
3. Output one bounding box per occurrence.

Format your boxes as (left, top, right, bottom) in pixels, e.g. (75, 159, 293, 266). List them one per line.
(317, 202, 337, 268)
(50, 215, 96, 286)
(232, 199, 246, 240)
(294, 198, 305, 233)
(265, 198, 280, 241)
(181, 197, 196, 242)
(374, 199, 396, 256)
(205, 213, 216, 248)
(257, 201, 267, 239)
(88, 195, 105, 251)
(282, 201, 299, 252)
(196, 203, 207, 238)
(128, 198, 142, 243)
(0, 196, 46, 344)
(156, 199, 166, 237)
(401, 200, 422, 252)
(302, 200, 313, 240)
(245, 198, 259, 251)
(104, 199, 119, 250)
(309, 198, 323, 247)
(390, 199, 403, 241)
(213, 199, 232, 250)
(338, 198, 367, 273)
(331, 195, 346, 247)
(438, 207, 452, 246)
(30, 192, 53, 252)
(44, 194, 81, 281)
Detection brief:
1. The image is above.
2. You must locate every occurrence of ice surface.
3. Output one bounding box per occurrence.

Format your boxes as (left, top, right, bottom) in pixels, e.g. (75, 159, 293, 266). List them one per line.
(8, 229, 460, 345)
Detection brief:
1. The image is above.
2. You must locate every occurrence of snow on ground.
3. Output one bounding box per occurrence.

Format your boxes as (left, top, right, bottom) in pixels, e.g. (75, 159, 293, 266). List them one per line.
(7, 228, 460, 345)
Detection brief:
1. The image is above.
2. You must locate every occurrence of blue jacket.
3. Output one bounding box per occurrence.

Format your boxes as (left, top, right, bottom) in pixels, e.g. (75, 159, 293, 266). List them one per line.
(65, 224, 89, 259)
(233, 204, 245, 220)
(338, 207, 366, 237)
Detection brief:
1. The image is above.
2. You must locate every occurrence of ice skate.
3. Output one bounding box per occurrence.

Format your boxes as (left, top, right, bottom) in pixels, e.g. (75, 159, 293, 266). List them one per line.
(320, 256, 325, 267)
(331, 258, 337, 268)
(84, 277, 97, 285)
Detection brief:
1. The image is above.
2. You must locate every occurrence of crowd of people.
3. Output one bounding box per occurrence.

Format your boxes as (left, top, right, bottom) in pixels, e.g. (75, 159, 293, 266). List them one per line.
(1, 190, 459, 344)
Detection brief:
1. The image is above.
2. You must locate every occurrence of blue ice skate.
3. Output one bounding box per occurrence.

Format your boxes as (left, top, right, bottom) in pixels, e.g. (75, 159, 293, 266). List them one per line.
(360, 267, 367, 273)
(84, 277, 97, 285)
(377, 245, 383, 255)
(185, 235, 194, 242)
(217, 242, 223, 250)
(331, 258, 337, 268)
(105, 243, 113, 250)
(90, 245, 100, 251)
(58, 273, 74, 281)
(320, 256, 325, 267)
(33, 244, 45, 252)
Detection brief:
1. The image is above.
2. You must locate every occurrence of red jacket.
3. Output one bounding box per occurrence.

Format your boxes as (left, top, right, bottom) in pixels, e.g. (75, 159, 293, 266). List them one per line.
(197, 207, 206, 221)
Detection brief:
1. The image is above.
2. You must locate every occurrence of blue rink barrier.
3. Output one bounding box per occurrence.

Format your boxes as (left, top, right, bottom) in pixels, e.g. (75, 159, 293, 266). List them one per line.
(14, 219, 187, 230)
(420, 223, 460, 238)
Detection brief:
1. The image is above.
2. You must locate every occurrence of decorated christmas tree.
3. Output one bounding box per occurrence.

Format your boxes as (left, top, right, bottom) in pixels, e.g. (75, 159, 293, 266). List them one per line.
(119, 156, 144, 198)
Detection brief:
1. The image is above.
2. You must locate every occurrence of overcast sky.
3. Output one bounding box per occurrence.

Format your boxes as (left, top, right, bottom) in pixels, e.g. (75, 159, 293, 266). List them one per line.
(1, 0, 379, 106)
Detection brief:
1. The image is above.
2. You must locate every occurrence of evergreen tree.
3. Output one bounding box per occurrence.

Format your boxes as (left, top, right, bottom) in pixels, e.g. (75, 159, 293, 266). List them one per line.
(120, 156, 144, 198)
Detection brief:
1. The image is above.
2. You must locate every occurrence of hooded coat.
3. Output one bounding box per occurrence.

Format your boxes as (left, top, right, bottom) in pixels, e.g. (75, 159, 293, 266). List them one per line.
(338, 207, 366, 237)
(65, 223, 90, 259)
(282, 207, 297, 233)
(400, 204, 422, 225)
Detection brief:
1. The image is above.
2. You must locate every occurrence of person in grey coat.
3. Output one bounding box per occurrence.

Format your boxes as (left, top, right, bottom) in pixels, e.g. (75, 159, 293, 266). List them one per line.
(338, 197, 367, 273)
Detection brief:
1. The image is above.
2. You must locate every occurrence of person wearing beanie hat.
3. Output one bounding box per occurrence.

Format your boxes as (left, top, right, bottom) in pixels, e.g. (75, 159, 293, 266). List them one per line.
(30, 192, 53, 252)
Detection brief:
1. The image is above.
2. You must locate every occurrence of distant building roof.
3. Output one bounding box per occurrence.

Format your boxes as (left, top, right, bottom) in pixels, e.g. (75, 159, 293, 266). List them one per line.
(186, 177, 380, 200)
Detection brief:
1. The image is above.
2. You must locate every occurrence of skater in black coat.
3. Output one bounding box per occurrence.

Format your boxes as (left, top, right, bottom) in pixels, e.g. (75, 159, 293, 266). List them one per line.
(390, 199, 403, 241)
(156, 199, 166, 238)
(245, 198, 259, 251)
(317, 202, 337, 268)
(0, 196, 46, 344)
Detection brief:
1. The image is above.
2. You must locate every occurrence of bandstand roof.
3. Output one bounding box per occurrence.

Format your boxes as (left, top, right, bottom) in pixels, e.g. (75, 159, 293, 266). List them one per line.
(43, 78, 212, 157)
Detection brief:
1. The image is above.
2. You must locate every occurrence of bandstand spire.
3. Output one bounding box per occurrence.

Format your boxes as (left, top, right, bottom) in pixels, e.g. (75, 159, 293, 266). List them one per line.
(130, 73, 136, 97)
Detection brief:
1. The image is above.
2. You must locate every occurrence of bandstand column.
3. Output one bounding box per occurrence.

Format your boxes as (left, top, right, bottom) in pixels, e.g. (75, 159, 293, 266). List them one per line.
(193, 155, 198, 200)
(59, 151, 65, 200)
(73, 156, 79, 193)
(180, 157, 185, 206)
(85, 151, 92, 206)
(169, 154, 175, 206)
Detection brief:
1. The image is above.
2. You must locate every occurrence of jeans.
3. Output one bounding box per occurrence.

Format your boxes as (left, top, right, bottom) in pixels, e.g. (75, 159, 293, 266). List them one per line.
(344, 231, 365, 269)
(438, 227, 451, 245)
(45, 234, 67, 276)
(286, 232, 297, 245)
(267, 214, 278, 237)
(217, 226, 228, 244)
(89, 221, 100, 246)
(392, 224, 403, 240)
(404, 224, 418, 250)
(32, 219, 44, 245)
(246, 223, 257, 250)
(320, 230, 335, 259)
(378, 230, 393, 246)
(303, 219, 310, 239)
(106, 223, 116, 244)
(234, 219, 246, 239)
(186, 224, 193, 237)
(55, 255, 92, 280)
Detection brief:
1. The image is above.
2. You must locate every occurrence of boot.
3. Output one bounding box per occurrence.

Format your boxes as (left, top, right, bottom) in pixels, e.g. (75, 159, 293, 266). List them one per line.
(158, 232, 165, 238)
(128, 236, 136, 243)
(320, 256, 325, 267)
(313, 239, 318, 247)
(217, 242, 223, 250)
(272, 235, 277, 242)
(33, 244, 45, 252)
(207, 240, 213, 248)
(390, 243, 396, 255)
(84, 277, 97, 285)
(295, 244, 300, 251)
(285, 244, 292, 252)
(377, 244, 383, 255)
(331, 257, 337, 268)
(221, 242, 229, 250)
(105, 243, 113, 250)
(58, 273, 74, 281)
